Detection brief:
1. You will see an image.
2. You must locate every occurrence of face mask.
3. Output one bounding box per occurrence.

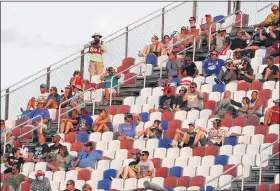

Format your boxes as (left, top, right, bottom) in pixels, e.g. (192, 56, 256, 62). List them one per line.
(37, 176, 44, 181)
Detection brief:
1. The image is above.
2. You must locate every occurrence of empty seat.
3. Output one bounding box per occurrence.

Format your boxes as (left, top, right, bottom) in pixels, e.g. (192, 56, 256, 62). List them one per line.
(137, 177, 151, 189)
(251, 134, 264, 145)
(154, 148, 167, 159)
(166, 147, 180, 158)
(201, 156, 215, 166)
(196, 166, 210, 176)
(135, 96, 147, 105)
(53, 171, 66, 182)
(242, 125, 255, 136)
(124, 178, 137, 190)
(169, 166, 183, 178)
(219, 145, 233, 155)
(110, 159, 123, 170)
(123, 96, 135, 105)
(183, 166, 197, 177)
(187, 110, 200, 121)
(188, 156, 201, 167)
(89, 132, 102, 142)
(218, 175, 232, 189)
(175, 157, 188, 168)
(210, 165, 224, 177)
(161, 158, 175, 168)
(233, 144, 247, 155)
(146, 139, 159, 149)
(164, 176, 178, 189)
(140, 87, 152, 97)
(215, 155, 228, 166)
(191, 176, 205, 187)
(151, 177, 164, 187)
(174, 110, 187, 121)
(111, 178, 124, 190)
(193, 146, 206, 157)
(108, 140, 121, 151)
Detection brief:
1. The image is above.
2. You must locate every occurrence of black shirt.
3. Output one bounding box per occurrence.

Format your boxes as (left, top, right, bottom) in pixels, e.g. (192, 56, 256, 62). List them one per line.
(6, 156, 24, 171)
(231, 37, 247, 50)
(238, 67, 254, 83)
(262, 65, 279, 81)
(50, 143, 63, 156)
(175, 96, 187, 109)
(159, 95, 176, 111)
(181, 62, 197, 77)
(262, 31, 279, 47)
(33, 143, 50, 159)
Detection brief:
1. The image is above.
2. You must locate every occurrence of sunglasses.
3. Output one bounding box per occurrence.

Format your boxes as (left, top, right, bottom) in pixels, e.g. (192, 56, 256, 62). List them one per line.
(190, 86, 195, 89)
(66, 183, 71, 186)
(65, 87, 70, 89)
(181, 28, 187, 30)
(179, 90, 185, 92)
(272, 9, 278, 11)
(141, 154, 145, 156)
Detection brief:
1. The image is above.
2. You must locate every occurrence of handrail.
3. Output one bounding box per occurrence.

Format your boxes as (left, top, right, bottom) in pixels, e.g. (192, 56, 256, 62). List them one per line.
(109, 61, 147, 106)
(205, 162, 245, 191)
(259, 138, 280, 184)
(57, 87, 95, 131)
(257, 2, 272, 13)
(159, 34, 197, 78)
(3, 115, 43, 154)
(208, 10, 243, 51)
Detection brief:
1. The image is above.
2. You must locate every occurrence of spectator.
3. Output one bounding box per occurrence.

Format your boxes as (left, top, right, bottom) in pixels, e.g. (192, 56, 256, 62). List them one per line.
(238, 58, 254, 83)
(162, 35, 173, 55)
(100, 67, 120, 105)
(230, 29, 251, 51)
(232, 51, 242, 65)
(260, 24, 279, 48)
(245, 29, 263, 56)
(93, 109, 113, 132)
(247, 91, 262, 117)
(173, 26, 189, 53)
(202, 51, 225, 77)
(264, 99, 280, 125)
(70, 70, 89, 88)
(84, 33, 107, 77)
(1, 119, 14, 151)
(262, 56, 280, 81)
(26, 97, 36, 112)
(71, 142, 101, 171)
(210, 90, 234, 119)
(71, 85, 84, 112)
(4, 148, 24, 174)
(211, 28, 231, 53)
(28, 134, 50, 162)
(1, 168, 33, 191)
(114, 152, 141, 180)
(253, 4, 279, 27)
(186, 24, 201, 47)
(135, 120, 162, 140)
(266, 39, 280, 57)
(82, 184, 92, 191)
(60, 109, 80, 134)
(37, 83, 49, 101)
(216, 59, 238, 84)
(137, 151, 154, 178)
(158, 86, 176, 112)
(200, 14, 216, 43)
(234, 97, 250, 117)
(119, 113, 142, 140)
(59, 85, 73, 109)
(78, 107, 94, 133)
(29, 170, 51, 191)
(169, 122, 199, 148)
(190, 119, 242, 148)
(49, 134, 63, 158)
(47, 145, 72, 172)
(183, 82, 204, 111)
(174, 86, 187, 111)
(142, 35, 164, 57)
(45, 86, 61, 109)
(63, 180, 81, 191)
(166, 51, 180, 78)
(181, 56, 198, 78)
(188, 17, 201, 34)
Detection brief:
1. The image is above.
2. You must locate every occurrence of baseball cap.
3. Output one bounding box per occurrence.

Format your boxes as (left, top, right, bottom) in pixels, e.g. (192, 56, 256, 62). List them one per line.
(205, 14, 212, 17)
(273, 99, 280, 103)
(211, 50, 218, 55)
(40, 84, 47, 88)
(190, 24, 196, 28)
(181, 26, 187, 30)
(53, 134, 61, 140)
(84, 142, 93, 147)
(162, 86, 172, 92)
(219, 28, 226, 32)
(36, 170, 44, 176)
(225, 59, 233, 64)
(125, 113, 133, 118)
(189, 17, 195, 21)
(188, 122, 195, 126)
(132, 151, 141, 155)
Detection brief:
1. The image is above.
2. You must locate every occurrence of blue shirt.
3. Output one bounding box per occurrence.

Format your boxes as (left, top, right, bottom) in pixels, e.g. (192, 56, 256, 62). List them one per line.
(28, 108, 50, 124)
(47, 94, 61, 103)
(119, 122, 137, 137)
(104, 74, 119, 89)
(203, 58, 225, 76)
(77, 150, 101, 168)
(79, 115, 93, 131)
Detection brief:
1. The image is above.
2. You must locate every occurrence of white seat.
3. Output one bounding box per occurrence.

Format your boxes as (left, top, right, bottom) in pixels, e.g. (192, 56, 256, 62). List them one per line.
(257, 64, 267, 74)
(182, 119, 192, 129)
(229, 126, 242, 134)
(150, 112, 162, 121)
(135, 96, 147, 105)
(144, 121, 154, 129)
(175, 157, 188, 168)
(140, 88, 152, 97)
(86, 180, 98, 190)
(276, 81, 279, 89)
(50, 181, 59, 191)
(142, 104, 154, 113)
(187, 186, 200, 191)
(146, 139, 159, 149)
(123, 159, 134, 166)
(272, 89, 279, 100)
(183, 166, 197, 177)
(187, 156, 201, 167)
(238, 135, 251, 145)
(166, 147, 180, 158)
(260, 143, 273, 157)
(154, 148, 167, 159)
(237, 164, 251, 179)
(142, 148, 154, 159)
(161, 158, 175, 168)
(90, 169, 103, 181)
(151, 177, 164, 187)
(95, 141, 108, 151)
(187, 110, 200, 121)
(233, 144, 246, 155)
(174, 186, 187, 191)
(111, 178, 124, 190)
(124, 178, 137, 190)
(91, 75, 101, 84)
(194, 61, 203, 75)
(228, 154, 242, 164)
(101, 131, 113, 142)
(267, 98, 274, 107)
(113, 114, 125, 124)
(255, 49, 266, 58)
(208, 92, 221, 102)
(53, 171, 66, 182)
(22, 162, 35, 175)
(152, 87, 164, 96)
(181, 76, 193, 84)
(97, 160, 110, 170)
(130, 104, 142, 114)
(123, 96, 135, 105)
(233, 90, 246, 103)
(133, 139, 146, 150)
(256, 153, 269, 168)
(195, 119, 207, 128)
(275, 174, 279, 184)
(200, 84, 213, 93)
(65, 170, 78, 181)
(180, 147, 193, 158)
(225, 82, 238, 92)
(251, 57, 263, 74)
(246, 144, 260, 155)
(210, 165, 224, 177)
(196, 166, 210, 176)
(89, 132, 101, 142)
(61, 142, 71, 151)
(136, 122, 144, 134)
(263, 81, 276, 90)
(205, 75, 216, 85)
(75, 180, 85, 190)
(242, 154, 256, 167)
(218, 175, 232, 190)
(250, 134, 264, 145)
(219, 145, 233, 155)
(201, 156, 215, 167)
(92, 89, 105, 103)
(205, 176, 218, 188)
(34, 162, 47, 172)
(45, 171, 53, 181)
(110, 159, 123, 170)
(242, 125, 255, 136)
(108, 140, 121, 151)
(193, 75, 205, 85)
(269, 124, 280, 135)
(144, 64, 153, 76)
(48, 109, 57, 121)
(174, 110, 187, 121)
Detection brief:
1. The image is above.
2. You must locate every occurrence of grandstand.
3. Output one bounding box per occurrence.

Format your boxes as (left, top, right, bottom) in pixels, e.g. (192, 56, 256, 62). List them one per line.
(1, 1, 279, 191)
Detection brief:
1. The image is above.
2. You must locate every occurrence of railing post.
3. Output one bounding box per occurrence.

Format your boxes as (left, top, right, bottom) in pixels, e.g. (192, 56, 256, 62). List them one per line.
(235, 0, 241, 13)
(46, 67, 51, 93)
(227, 0, 232, 15)
(80, 49, 85, 78)
(5, 88, 10, 120)
(193, 1, 198, 20)
(161, 7, 165, 40)
(125, 26, 129, 58)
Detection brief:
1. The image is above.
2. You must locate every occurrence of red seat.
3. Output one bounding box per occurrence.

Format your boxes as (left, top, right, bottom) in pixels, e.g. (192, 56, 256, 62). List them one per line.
(193, 146, 206, 157)
(118, 105, 130, 114)
(162, 112, 174, 121)
(20, 126, 33, 141)
(238, 81, 250, 91)
(64, 132, 77, 143)
(203, 92, 209, 102)
(256, 184, 270, 191)
(122, 57, 135, 67)
(122, 73, 137, 87)
(169, 120, 182, 131)
(259, 89, 272, 100)
(206, 145, 220, 156)
(270, 184, 279, 191)
(54, 107, 67, 122)
(191, 176, 205, 187)
(204, 100, 216, 110)
(260, 98, 268, 108)
(177, 176, 191, 188)
(255, 125, 267, 135)
(120, 140, 134, 150)
(221, 116, 233, 127)
(97, 82, 105, 89)
(13, 118, 28, 138)
(275, 56, 280, 64)
(156, 167, 169, 178)
(117, 65, 127, 74)
(163, 130, 176, 139)
(264, 133, 278, 143)
(274, 143, 279, 155)
(233, 116, 247, 127)
(107, 106, 119, 115)
(22, 182, 32, 191)
(164, 176, 178, 188)
(85, 83, 97, 90)
(128, 148, 141, 158)
(223, 164, 237, 177)
(78, 169, 91, 181)
(250, 81, 263, 91)
(71, 141, 84, 152)
(246, 115, 260, 127)
(151, 158, 162, 169)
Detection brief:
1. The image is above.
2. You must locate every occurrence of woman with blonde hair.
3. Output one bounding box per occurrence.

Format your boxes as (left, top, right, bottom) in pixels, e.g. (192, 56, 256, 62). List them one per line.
(82, 184, 92, 191)
(93, 109, 113, 132)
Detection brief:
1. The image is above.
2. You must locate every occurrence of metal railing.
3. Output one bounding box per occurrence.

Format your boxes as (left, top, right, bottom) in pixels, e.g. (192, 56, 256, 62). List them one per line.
(205, 162, 245, 191)
(3, 115, 43, 154)
(57, 88, 95, 131)
(109, 61, 147, 106)
(259, 138, 280, 184)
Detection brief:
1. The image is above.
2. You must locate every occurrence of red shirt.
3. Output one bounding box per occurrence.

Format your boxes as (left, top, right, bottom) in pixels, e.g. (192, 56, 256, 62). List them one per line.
(271, 40, 280, 54)
(271, 105, 280, 123)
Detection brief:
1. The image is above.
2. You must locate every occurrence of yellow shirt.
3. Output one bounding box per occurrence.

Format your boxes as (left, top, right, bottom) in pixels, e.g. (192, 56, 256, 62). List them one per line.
(264, 12, 280, 25)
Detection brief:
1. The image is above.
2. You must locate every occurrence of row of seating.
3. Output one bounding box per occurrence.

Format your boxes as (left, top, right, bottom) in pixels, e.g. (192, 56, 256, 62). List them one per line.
(256, 173, 279, 191)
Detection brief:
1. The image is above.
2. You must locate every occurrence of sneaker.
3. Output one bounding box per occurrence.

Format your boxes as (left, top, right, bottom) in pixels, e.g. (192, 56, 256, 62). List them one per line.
(190, 144, 195, 149)
(109, 176, 115, 181)
(119, 174, 123, 179)
(214, 78, 223, 84)
(168, 143, 174, 148)
(178, 144, 183, 149)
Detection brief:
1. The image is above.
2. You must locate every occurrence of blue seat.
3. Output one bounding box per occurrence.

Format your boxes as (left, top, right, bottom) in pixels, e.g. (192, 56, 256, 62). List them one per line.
(159, 138, 172, 149)
(103, 169, 117, 180)
(78, 158, 95, 168)
(146, 55, 157, 67)
(98, 179, 111, 190)
(213, 84, 225, 93)
(200, 185, 215, 191)
(213, 15, 225, 24)
(215, 155, 229, 166)
(224, 137, 237, 146)
(76, 132, 89, 143)
(169, 166, 182, 178)
(161, 120, 169, 130)
(139, 112, 149, 122)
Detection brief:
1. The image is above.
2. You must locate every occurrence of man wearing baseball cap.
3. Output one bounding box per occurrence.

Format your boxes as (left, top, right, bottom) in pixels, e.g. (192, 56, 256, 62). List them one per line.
(158, 86, 176, 112)
(49, 134, 62, 157)
(202, 50, 225, 77)
(264, 98, 280, 126)
(238, 58, 254, 83)
(211, 27, 231, 53)
(215, 58, 238, 84)
(118, 113, 142, 140)
(188, 17, 201, 34)
(30, 170, 51, 191)
(200, 14, 216, 43)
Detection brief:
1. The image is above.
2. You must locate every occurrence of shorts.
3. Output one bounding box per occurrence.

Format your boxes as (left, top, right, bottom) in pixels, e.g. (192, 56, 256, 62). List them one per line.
(207, 139, 222, 147)
(105, 88, 117, 94)
(199, 135, 208, 146)
(106, 122, 113, 132)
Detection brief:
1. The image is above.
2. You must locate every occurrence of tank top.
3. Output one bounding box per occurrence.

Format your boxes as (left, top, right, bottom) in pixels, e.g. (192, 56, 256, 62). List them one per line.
(248, 99, 262, 115)
(149, 42, 161, 57)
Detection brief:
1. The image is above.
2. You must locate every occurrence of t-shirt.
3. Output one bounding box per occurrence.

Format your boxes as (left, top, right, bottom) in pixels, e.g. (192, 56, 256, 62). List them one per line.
(159, 95, 176, 111)
(262, 65, 279, 81)
(217, 99, 233, 118)
(175, 96, 187, 109)
(128, 159, 140, 172)
(78, 116, 93, 131)
(262, 31, 279, 47)
(72, 117, 80, 127)
(238, 67, 254, 83)
(119, 122, 137, 137)
(28, 108, 50, 124)
(37, 92, 49, 101)
(231, 37, 247, 50)
(138, 160, 154, 176)
(33, 143, 50, 159)
(57, 154, 72, 170)
(47, 94, 61, 103)
(206, 128, 231, 144)
(203, 58, 225, 76)
(49, 143, 63, 156)
(5, 173, 26, 190)
(264, 13, 280, 26)
(104, 74, 119, 89)
(185, 92, 203, 109)
(30, 177, 52, 191)
(181, 62, 197, 77)
(6, 156, 24, 171)
(77, 151, 101, 168)
(149, 127, 162, 139)
(185, 131, 197, 146)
